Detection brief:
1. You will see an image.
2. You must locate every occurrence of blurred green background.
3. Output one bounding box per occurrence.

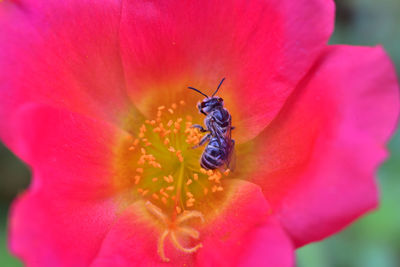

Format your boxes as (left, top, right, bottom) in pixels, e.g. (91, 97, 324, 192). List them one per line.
(0, 0, 399, 266)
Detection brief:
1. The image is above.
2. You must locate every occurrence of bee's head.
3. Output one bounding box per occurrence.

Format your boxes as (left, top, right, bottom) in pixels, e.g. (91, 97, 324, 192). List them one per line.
(188, 78, 226, 115)
(197, 97, 223, 114)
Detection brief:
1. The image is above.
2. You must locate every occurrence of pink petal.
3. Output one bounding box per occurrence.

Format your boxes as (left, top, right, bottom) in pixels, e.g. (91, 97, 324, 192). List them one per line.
(196, 180, 294, 267)
(0, 0, 132, 150)
(248, 45, 400, 246)
(10, 191, 121, 267)
(9, 104, 130, 265)
(91, 181, 294, 266)
(237, 220, 294, 267)
(119, 0, 334, 141)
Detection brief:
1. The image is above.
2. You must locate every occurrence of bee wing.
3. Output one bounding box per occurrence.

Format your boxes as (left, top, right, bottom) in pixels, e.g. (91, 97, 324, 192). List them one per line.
(228, 139, 236, 171)
(223, 139, 236, 172)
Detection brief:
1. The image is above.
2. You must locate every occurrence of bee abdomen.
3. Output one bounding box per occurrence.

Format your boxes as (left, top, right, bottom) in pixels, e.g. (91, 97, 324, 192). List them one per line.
(200, 137, 228, 170)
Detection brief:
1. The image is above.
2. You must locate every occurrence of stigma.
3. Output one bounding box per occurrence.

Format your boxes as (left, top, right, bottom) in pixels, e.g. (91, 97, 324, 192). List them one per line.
(146, 201, 204, 262)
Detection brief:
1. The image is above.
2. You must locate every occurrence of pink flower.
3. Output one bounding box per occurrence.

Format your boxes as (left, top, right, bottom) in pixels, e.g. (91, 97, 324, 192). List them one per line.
(1, 0, 399, 266)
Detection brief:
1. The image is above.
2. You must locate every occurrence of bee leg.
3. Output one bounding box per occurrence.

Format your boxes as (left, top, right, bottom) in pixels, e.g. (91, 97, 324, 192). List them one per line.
(231, 126, 235, 130)
(191, 124, 208, 132)
(192, 133, 211, 149)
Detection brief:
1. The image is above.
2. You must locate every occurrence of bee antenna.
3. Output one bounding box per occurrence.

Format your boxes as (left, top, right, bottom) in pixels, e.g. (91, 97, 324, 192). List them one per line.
(212, 77, 225, 97)
(188, 87, 209, 98)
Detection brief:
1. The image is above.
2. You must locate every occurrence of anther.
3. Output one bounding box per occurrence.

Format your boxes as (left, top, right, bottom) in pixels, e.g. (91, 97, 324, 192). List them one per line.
(176, 206, 182, 214)
(134, 176, 141, 184)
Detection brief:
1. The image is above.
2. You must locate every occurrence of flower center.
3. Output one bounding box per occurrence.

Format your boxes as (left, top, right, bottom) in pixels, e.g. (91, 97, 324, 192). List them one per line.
(116, 100, 231, 261)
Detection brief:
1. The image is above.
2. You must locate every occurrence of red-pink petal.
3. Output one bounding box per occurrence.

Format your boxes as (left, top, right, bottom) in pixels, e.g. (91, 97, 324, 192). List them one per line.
(0, 0, 131, 149)
(248, 45, 399, 246)
(196, 180, 294, 267)
(10, 191, 120, 267)
(9, 104, 130, 265)
(119, 0, 334, 141)
(236, 220, 293, 267)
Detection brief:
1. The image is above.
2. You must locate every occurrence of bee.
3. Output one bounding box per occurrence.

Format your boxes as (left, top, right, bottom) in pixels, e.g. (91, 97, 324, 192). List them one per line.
(188, 78, 235, 171)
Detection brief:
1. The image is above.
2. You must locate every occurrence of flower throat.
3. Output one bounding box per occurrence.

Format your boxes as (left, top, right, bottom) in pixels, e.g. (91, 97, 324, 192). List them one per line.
(118, 100, 231, 261)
